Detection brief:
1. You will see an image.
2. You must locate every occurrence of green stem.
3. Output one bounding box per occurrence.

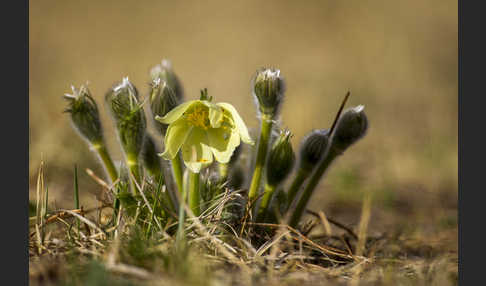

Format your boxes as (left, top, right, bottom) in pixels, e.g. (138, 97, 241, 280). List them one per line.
(188, 171, 200, 216)
(171, 155, 184, 195)
(286, 168, 310, 212)
(93, 143, 118, 183)
(248, 115, 274, 202)
(289, 149, 339, 228)
(256, 183, 276, 222)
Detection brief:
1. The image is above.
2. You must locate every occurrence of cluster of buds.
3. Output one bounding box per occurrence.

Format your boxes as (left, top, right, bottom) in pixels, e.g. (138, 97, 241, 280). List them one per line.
(63, 61, 370, 238)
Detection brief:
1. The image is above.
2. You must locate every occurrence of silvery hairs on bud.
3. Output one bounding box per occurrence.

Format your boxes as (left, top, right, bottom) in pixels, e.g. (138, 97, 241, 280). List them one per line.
(64, 84, 103, 144)
(251, 68, 286, 117)
(331, 105, 368, 153)
(150, 59, 184, 102)
(105, 77, 147, 157)
(266, 130, 296, 186)
(299, 129, 330, 172)
(149, 80, 179, 134)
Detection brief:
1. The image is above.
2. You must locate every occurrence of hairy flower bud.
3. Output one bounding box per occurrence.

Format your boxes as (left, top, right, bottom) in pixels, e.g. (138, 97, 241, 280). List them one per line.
(331, 105, 368, 153)
(150, 59, 184, 102)
(252, 68, 285, 117)
(142, 134, 162, 177)
(299, 129, 330, 172)
(149, 79, 180, 134)
(105, 77, 147, 159)
(266, 130, 295, 186)
(64, 85, 103, 144)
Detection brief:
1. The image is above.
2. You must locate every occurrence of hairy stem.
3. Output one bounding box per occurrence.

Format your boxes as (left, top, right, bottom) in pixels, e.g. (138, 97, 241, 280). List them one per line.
(256, 183, 276, 222)
(93, 143, 118, 183)
(289, 149, 339, 228)
(248, 115, 273, 202)
(286, 168, 310, 212)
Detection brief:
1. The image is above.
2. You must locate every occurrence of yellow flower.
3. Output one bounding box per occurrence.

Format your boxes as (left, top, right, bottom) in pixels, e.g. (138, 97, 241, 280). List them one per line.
(156, 99, 254, 173)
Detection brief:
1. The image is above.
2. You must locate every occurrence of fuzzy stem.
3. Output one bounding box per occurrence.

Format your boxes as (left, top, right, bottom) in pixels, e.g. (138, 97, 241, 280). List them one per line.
(289, 149, 339, 228)
(256, 183, 276, 222)
(127, 154, 142, 185)
(171, 155, 184, 195)
(93, 143, 118, 183)
(188, 171, 200, 216)
(286, 168, 310, 212)
(248, 115, 273, 202)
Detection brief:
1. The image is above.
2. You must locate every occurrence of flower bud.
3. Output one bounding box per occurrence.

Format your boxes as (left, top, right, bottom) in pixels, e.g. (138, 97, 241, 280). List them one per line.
(266, 130, 295, 186)
(105, 77, 147, 158)
(142, 134, 162, 177)
(150, 59, 184, 102)
(252, 68, 285, 117)
(331, 105, 368, 153)
(64, 85, 103, 144)
(299, 129, 330, 172)
(149, 79, 179, 134)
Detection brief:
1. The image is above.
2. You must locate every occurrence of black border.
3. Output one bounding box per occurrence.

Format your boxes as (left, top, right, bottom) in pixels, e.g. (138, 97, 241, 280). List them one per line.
(4, 0, 28, 284)
(459, 0, 485, 285)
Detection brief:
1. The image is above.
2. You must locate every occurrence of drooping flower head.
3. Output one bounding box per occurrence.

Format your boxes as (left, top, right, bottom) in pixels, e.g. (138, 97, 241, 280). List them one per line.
(156, 90, 254, 173)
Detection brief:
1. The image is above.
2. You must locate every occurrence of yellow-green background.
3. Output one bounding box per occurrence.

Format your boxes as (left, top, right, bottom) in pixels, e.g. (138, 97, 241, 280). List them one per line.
(29, 0, 457, 234)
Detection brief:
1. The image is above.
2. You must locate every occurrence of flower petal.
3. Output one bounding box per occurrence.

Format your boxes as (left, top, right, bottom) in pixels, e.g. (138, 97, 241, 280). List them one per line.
(181, 128, 213, 173)
(160, 119, 193, 160)
(207, 127, 240, 163)
(217, 102, 254, 145)
(155, 100, 194, 124)
(208, 104, 224, 128)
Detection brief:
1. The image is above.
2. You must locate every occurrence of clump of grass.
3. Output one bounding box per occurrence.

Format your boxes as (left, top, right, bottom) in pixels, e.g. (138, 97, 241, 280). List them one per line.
(28, 59, 454, 286)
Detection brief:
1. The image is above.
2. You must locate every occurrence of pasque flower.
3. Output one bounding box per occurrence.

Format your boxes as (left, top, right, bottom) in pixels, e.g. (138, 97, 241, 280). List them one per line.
(156, 96, 254, 173)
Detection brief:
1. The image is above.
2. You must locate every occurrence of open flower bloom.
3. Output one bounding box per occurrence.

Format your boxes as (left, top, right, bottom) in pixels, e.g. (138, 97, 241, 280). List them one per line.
(156, 100, 254, 173)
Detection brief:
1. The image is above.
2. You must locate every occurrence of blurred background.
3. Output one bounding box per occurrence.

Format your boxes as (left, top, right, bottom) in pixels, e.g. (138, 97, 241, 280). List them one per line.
(29, 0, 457, 237)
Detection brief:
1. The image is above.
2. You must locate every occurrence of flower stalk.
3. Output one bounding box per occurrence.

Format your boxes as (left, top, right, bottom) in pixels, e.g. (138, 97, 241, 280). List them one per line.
(188, 171, 201, 216)
(248, 115, 273, 202)
(248, 68, 285, 204)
